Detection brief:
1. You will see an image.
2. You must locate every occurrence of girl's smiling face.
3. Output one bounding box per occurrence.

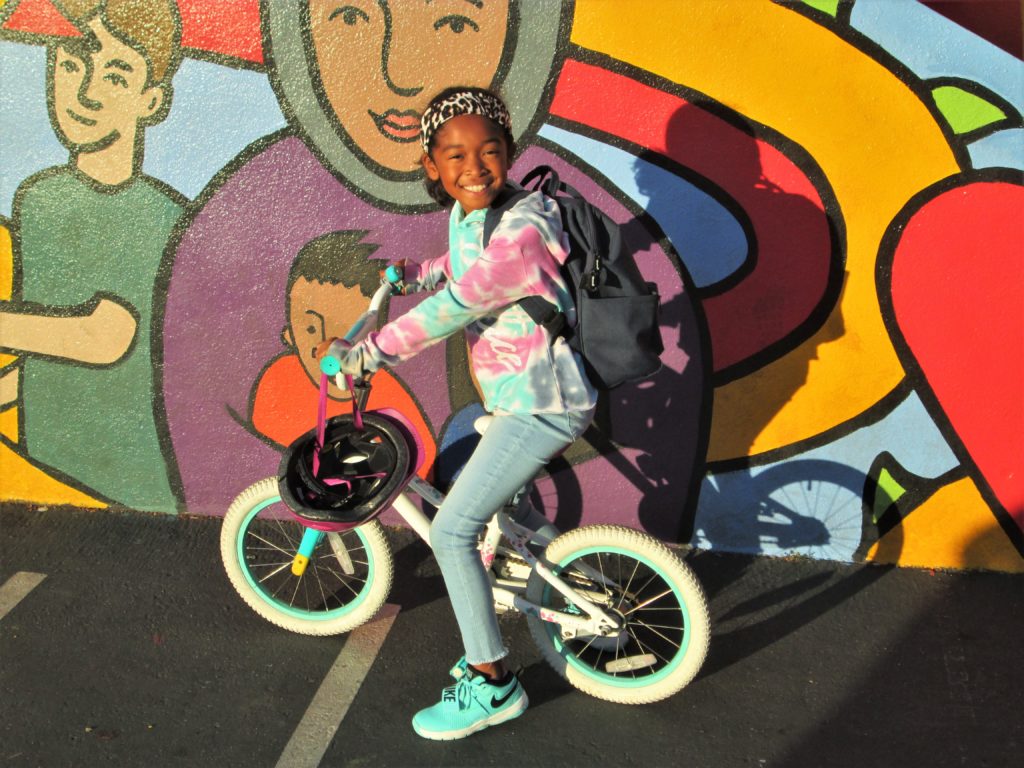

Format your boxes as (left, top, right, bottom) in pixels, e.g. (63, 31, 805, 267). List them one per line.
(422, 113, 510, 213)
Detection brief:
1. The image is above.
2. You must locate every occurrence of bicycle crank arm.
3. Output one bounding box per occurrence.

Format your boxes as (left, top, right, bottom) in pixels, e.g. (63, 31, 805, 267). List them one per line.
(530, 559, 619, 629)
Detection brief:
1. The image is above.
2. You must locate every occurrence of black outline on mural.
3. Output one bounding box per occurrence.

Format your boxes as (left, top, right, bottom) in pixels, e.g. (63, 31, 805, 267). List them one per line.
(706, 378, 917, 474)
(875, 166, 1024, 556)
(562, 46, 848, 388)
(861, 449, 969, 550)
(178, 43, 265, 73)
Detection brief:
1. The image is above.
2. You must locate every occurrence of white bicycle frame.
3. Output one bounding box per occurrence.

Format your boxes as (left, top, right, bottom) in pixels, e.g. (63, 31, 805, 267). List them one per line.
(392, 476, 622, 642)
(323, 281, 624, 643)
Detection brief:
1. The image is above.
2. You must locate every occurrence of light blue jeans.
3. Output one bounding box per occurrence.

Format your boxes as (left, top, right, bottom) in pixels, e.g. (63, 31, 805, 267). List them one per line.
(430, 409, 594, 665)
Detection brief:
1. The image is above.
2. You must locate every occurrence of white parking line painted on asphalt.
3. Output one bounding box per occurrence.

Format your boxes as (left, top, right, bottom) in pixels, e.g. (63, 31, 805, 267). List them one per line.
(275, 603, 401, 768)
(0, 571, 47, 620)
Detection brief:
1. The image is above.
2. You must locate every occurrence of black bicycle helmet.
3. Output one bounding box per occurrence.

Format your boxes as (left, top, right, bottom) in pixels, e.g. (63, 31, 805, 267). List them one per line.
(279, 412, 412, 527)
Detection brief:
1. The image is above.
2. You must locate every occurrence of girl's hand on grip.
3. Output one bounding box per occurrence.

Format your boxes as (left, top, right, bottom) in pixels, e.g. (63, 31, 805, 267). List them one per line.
(381, 259, 408, 295)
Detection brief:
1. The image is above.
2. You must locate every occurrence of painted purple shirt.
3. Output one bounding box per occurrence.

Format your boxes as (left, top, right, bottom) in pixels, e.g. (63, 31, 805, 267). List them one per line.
(358, 191, 598, 414)
(160, 134, 450, 514)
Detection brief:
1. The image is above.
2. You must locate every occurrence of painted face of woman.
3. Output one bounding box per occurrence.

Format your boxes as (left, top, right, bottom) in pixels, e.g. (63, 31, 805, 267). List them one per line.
(308, 0, 510, 173)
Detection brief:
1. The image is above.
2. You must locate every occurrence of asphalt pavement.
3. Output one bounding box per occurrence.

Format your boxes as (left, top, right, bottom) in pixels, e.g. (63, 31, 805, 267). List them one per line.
(1, 503, 1021, 768)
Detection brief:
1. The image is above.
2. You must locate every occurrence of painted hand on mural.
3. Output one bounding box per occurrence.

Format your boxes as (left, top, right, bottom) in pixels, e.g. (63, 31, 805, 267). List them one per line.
(0, 295, 137, 365)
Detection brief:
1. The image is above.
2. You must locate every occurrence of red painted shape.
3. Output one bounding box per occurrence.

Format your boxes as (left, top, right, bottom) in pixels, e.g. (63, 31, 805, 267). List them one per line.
(176, 0, 263, 65)
(551, 60, 834, 374)
(891, 180, 1024, 529)
(2, 0, 264, 65)
(2, 0, 81, 37)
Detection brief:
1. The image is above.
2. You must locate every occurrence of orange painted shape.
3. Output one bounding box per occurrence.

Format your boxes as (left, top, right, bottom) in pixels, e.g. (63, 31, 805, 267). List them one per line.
(2, 0, 80, 37)
(867, 477, 1024, 573)
(0, 407, 16, 441)
(0, 439, 106, 508)
(1, 223, 15, 369)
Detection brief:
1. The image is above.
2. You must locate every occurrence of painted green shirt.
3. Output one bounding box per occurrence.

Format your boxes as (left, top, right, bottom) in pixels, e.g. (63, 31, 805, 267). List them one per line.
(15, 167, 183, 512)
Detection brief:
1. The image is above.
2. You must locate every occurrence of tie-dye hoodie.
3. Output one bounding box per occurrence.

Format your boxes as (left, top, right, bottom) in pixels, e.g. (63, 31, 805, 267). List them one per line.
(354, 189, 598, 415)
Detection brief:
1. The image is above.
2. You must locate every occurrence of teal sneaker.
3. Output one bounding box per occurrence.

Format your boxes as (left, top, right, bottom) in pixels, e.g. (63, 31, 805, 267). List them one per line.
(412, 670, 528, 740)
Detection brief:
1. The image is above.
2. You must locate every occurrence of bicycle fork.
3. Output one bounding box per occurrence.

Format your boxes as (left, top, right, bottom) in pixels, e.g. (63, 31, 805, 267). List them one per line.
(291, 528, 357, 577)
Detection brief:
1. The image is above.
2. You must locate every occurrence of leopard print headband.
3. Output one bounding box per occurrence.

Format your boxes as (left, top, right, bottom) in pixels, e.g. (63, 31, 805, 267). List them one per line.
(420, 90, 512, 154)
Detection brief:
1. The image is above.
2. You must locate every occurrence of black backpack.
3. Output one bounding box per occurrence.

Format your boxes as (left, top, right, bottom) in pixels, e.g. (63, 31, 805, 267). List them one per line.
(483, 165, 663, 389)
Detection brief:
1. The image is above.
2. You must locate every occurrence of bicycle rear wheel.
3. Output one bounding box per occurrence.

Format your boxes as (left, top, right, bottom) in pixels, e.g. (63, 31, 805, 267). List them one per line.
(526, 525, 709, 704)
(221, 478, 393, 635)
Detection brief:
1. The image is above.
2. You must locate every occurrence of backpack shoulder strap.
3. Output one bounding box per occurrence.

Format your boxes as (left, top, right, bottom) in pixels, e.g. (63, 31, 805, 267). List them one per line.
(483, 184, 530, 248)
(485, 170, 568, 338)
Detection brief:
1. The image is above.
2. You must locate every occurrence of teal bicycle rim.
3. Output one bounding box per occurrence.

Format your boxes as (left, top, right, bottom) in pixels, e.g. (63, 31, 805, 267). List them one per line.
(544, 545, 692, 688)
(236, 496, 376, 622)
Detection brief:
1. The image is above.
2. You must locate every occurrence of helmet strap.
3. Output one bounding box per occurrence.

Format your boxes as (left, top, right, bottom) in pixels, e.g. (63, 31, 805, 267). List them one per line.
(313, 372, 366, 478)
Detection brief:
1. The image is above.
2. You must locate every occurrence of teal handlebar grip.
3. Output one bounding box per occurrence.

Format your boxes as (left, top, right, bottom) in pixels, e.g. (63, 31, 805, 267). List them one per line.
(384, 264, 403, 283)
(319, 355, 341, 376)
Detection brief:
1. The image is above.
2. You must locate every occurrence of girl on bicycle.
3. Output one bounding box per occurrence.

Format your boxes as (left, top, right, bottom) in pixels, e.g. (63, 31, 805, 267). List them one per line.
(319, 86, 597, 740)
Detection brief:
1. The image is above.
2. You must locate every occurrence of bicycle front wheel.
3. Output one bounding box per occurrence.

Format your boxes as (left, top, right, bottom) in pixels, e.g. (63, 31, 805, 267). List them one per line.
(526, 525, 710, 704)
(221, 478, 394, 636)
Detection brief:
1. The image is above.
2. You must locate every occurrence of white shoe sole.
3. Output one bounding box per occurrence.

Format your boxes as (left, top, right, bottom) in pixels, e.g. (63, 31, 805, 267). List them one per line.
(413, 692, 529, 741)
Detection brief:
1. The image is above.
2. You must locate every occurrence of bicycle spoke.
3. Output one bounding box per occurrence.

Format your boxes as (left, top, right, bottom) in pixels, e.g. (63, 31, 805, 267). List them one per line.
(247, 531, 299, 558)
(257, 560, 294, 583)
(628, 618, 683, 649)
(622, 587, 675, 616)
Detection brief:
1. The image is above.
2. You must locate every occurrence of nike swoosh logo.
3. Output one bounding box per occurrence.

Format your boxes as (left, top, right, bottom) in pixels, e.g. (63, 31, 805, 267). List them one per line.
(491, 686, 518, 709)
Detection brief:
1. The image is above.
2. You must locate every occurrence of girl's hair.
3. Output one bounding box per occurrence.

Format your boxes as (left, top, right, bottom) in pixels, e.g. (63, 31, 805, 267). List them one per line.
(422, 86, 517, 208)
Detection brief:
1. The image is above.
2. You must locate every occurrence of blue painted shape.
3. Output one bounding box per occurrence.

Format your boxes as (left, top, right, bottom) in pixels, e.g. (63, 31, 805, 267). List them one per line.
(693, 391, 960, 561)
(0, 43, 286, 213)
(850, 0, 1024, 112)
(144, 58, 286, 200)
(0, 42, 66, 217)
(538, 123, 750, 289)
(967, 128, 1024, 171)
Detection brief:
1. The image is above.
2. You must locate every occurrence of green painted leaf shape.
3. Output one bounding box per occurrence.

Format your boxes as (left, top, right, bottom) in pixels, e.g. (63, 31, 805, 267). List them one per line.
(932, 85, 1008, 134)
(801, 0, 841, 17)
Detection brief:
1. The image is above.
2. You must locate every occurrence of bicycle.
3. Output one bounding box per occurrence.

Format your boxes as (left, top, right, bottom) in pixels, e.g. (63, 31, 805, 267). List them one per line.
(220, 281, 710, 704)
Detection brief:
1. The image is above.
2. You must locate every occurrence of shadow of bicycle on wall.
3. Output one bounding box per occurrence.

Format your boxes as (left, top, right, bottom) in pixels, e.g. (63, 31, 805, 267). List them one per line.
(686, 457, 904, 678)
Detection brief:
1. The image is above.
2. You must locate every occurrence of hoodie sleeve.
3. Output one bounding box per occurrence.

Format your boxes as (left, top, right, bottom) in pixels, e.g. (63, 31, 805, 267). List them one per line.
(404, 252, 452, 293)
(355, 192, 568, 370)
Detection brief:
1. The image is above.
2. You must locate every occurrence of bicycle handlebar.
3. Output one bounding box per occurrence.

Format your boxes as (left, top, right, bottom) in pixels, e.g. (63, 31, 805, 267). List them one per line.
(318, 281, 393, 377)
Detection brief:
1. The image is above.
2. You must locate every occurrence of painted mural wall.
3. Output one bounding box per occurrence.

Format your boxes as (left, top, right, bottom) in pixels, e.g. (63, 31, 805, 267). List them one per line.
(0, 0, 1021, 573)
